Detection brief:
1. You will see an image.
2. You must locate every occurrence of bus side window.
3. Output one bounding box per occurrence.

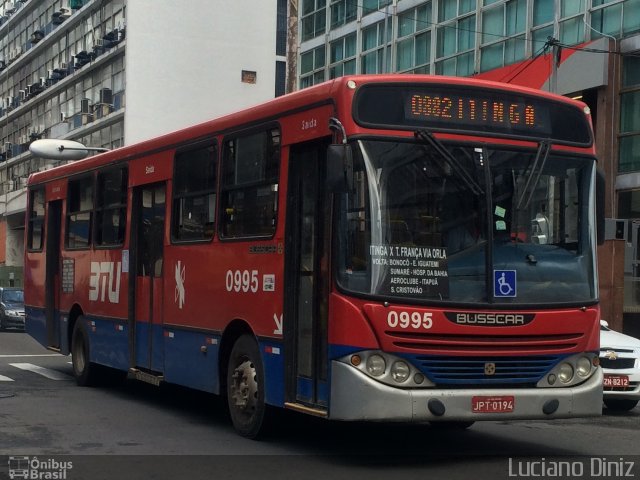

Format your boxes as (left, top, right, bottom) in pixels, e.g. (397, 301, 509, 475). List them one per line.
(95, 167, 128, 247)
(66, 175, 94, 249)
(27, 187, 46, 251)
(172, 142, 217, 242)
(220, 127, 280, 239)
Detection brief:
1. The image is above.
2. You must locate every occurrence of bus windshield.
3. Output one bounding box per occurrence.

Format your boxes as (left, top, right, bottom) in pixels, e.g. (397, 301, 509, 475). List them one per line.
(336, 138, 597, 306)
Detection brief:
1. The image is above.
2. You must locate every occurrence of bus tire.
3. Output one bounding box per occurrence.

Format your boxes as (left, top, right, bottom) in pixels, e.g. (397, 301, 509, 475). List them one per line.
(430, 421, 475, 429)
(71, 316, 98, 386)
(604, 398, 638, 412)
(226, 334, 267, 439)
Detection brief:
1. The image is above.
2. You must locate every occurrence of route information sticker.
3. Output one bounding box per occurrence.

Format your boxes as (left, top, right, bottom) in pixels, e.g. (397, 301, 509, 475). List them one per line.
(370, 245, 449, 298)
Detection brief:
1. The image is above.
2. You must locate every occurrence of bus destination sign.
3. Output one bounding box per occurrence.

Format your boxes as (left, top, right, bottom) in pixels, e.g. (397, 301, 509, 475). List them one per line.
(406, 93, 540, 132)
(354, 83, 592, 145)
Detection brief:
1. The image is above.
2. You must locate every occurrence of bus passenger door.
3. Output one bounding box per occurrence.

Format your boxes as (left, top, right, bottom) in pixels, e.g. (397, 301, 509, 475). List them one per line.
(130, 182, 166, 373)
(45, 200, 62, 349)
(284, 141, 330, 410)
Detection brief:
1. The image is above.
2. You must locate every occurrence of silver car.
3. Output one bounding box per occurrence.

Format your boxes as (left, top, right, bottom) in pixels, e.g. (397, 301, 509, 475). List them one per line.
(600, 320, 640, 412)
(0, 287, 24, 331)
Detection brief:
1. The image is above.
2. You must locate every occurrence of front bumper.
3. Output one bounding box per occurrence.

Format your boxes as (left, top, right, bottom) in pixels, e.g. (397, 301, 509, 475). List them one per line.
(329, 361, 603, 421)
(1, 314, 25, 330)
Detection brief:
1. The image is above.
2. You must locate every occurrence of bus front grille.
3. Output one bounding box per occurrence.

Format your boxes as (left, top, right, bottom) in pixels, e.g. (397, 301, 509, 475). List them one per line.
(407, 354, 563, 385)
(386, 331, 583, 355)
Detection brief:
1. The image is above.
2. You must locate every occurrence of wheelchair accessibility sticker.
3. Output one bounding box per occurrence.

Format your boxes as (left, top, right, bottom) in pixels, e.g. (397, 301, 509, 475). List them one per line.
(494, 270, 516, 297)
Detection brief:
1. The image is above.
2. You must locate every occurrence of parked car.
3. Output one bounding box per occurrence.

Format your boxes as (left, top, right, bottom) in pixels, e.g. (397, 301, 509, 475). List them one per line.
(600, 320, 640, 411)
(0, 287, 24, 331)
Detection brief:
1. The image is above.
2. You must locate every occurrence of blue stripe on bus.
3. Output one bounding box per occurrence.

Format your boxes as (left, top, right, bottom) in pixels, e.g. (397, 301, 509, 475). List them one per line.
(258, 339, 285, 407)
(83, 315, 129, 371)
(162, 327, 220, 394)
(25, 306, 47, 346)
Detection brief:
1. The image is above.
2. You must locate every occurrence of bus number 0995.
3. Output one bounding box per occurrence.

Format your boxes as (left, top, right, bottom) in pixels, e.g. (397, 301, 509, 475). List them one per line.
(225, 269, 259, 293)
(387, 310, 433, 329)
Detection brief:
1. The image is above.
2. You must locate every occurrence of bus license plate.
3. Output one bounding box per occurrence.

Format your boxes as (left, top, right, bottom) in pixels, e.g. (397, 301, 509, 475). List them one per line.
(472, 396, 514, 413)
(603, 375, 629, 388)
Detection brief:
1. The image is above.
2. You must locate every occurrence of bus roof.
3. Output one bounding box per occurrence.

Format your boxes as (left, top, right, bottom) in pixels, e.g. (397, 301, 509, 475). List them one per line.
(27, 74, 591, 186)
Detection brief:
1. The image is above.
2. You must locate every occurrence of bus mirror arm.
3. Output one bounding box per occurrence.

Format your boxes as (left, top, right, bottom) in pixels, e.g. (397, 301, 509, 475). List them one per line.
(327, 144, 353, 193)
(596, 167, 605, 245)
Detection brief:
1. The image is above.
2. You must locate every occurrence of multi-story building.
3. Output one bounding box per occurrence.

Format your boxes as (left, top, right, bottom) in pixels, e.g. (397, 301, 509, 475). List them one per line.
(298, 0, 640, 335)
(0, 0, 288, 287)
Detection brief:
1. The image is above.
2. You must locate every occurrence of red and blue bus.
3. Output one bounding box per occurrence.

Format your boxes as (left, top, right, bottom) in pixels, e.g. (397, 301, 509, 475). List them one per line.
(24, 75, 603, 438)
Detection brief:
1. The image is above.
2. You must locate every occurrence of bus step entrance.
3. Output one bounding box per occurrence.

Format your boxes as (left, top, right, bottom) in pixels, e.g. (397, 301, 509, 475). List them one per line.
(128, 368, 164, 387)
(284, 402, 328, 417)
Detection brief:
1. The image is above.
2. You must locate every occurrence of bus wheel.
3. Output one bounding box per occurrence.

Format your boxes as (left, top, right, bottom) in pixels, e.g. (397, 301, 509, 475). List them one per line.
(604, 399, 638, 412)
(227, 335, 267, 439)
(430, 421, 475, 429)
(71, 317, 98, 386)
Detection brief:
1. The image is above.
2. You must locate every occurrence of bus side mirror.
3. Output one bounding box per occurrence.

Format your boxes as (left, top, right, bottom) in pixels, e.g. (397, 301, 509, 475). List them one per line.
(327, 144, 353, 192)
(596, 167, 605, 245)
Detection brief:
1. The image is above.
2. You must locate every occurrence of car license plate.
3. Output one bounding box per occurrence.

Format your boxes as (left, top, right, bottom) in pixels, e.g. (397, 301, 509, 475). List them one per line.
(472, 395, 514, 413)
(603, 375, 629, 388)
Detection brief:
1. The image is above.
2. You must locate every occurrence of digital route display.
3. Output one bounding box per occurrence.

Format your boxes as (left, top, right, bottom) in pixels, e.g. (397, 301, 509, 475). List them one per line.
(354, 83, 592, 145)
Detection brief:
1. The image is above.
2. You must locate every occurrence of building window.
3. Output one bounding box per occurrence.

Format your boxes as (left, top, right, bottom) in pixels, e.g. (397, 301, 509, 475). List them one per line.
(619, 56, 640, 173)
(329, 33, 357, 78)
(277, 0, 287, 56)
(363, 0, 392, 16)
(221, 128, 280, 239)
(480, 0, 526, 72)
(275, 60, 286, 96)
(27, 188, 45, 251)
(396, 2, 432, 73)
(438, 0, 475, 22)
(590, 0, 640, 38)
(331, 0, 357, 28)
(172, 143, 217, 242)
(361, 21, 391, 73)
(559, 0, 585, 45)
(301, 0, 327, 41)
(66, 175, 94, 249)
(95, 167, 127, 247)
(435, 14, 476, 76)
(300, 46, 326, 88)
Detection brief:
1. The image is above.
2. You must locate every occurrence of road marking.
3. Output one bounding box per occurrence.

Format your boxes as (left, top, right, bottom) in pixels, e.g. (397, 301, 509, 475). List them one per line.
(0, 374, 14, 381)
(0, 354, 62, 358)
(9, 363, 70, 380)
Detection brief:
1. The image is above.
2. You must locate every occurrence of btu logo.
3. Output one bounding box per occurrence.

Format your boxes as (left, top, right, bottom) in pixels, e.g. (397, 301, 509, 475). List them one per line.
(89, 261, 122, 303)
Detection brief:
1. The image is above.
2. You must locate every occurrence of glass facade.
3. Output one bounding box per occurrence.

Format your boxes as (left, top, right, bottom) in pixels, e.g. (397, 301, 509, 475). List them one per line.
(619, 56, 640, 173)
(298, 0, 640, 88)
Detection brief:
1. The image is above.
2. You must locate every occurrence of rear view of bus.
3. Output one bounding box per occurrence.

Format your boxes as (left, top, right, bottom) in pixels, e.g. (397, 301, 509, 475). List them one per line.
(325, 77, 602, 423)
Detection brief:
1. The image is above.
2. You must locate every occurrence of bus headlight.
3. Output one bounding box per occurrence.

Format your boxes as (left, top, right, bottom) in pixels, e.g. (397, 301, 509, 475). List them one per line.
(366, 354, 386, 377)
(340, 351, 435, 388)
(391, 361, 410, 383)
(576, 356, 592, 378)
(558, 363, 574, 383)
(537, 353, 598, 387)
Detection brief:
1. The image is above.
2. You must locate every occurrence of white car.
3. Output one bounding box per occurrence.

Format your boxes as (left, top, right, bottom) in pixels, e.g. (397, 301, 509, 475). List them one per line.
(600, 320, 640, 411)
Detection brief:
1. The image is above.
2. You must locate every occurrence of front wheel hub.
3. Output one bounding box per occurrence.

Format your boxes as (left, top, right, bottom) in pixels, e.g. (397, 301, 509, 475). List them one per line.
(230, 359, 258, 412)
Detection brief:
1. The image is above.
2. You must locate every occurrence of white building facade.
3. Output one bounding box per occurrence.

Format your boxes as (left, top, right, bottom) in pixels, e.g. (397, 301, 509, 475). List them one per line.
(0, 0, 287, 285)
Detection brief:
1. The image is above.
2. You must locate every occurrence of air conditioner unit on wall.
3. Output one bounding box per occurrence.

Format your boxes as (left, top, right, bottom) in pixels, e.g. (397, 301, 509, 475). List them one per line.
(93, 103, 112, 119)
(99, 88, 112, 105)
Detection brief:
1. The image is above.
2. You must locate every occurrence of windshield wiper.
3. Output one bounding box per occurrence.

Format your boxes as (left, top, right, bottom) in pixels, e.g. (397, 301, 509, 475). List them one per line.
(516, 140, 551, 210)
(415, 130, 484, 196)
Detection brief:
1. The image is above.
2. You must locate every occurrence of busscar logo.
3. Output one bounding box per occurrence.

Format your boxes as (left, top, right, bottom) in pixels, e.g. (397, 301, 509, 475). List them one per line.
(444, 312, 535, 326)
(8, 457, 72, 480)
